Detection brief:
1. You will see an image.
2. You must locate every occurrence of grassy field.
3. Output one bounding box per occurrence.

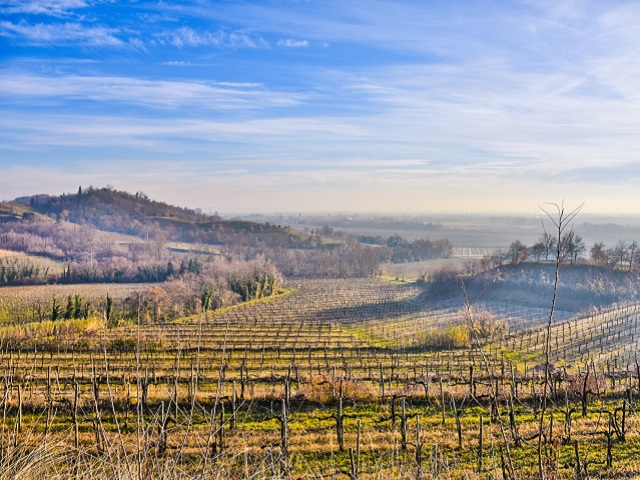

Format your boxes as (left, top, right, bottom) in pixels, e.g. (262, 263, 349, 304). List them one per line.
(0, 248, 66, 274)
(0, 282, 154, 325)
(383, 248, 493, 282)
(0, 277, 640, 478)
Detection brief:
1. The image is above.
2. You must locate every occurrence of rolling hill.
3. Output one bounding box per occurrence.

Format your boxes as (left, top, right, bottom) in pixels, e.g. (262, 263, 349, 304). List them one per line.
(6, 186, 304, 247)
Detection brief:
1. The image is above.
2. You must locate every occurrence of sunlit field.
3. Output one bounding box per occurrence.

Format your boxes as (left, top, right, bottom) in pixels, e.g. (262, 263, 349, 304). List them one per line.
(1, 277, 640, 478)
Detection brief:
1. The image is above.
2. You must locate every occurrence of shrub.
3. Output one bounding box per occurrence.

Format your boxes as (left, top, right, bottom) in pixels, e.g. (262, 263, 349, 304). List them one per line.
(462, 306, 506, 342)
(296, 375, 376, 404)
(416, 324, 470, 349)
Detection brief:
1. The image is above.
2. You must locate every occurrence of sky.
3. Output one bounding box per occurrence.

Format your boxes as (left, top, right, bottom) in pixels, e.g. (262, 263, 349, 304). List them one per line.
(2, 1, 640, 214)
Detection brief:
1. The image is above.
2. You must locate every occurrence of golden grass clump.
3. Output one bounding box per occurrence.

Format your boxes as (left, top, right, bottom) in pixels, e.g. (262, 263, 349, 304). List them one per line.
(296, 374, 376, 404)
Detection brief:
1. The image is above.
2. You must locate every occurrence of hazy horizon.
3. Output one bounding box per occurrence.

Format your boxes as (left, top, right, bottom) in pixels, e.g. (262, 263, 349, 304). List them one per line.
(6, 186, 640, 220)
(3, 1, 640, 214)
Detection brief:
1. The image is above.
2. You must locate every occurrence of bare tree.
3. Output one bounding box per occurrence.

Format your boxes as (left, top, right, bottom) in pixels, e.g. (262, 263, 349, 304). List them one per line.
(530, 241, 545, 261)
(572, 233, 586, 263)
(538, 201, 583, 480)
(538, 231, 557, 261)
(491, 247, 509, 266)
(590, 242, 607, 266)
(559, 230, 585, 263)
(508, 240, 528, 264)
(628, 241, 638, 271)
(612, 240, 629, 270)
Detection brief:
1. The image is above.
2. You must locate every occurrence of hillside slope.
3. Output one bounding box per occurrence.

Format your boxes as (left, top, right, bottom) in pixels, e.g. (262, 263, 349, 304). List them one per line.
(8, 186, 303, 246)
(425, 262, 640, 313)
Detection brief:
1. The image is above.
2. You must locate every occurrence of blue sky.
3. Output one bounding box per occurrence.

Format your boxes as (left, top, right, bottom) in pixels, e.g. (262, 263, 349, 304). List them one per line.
(2, 1, 640, 214)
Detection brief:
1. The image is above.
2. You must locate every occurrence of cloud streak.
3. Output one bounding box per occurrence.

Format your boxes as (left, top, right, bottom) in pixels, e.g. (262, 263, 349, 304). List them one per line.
(155, 26, 268, 49)
(0, 73, 302, 110)
(0, 20, 123, 46)
(3, 1, 640, 213)
(277, 38, 309, 48)
(1, 0, 88, 18)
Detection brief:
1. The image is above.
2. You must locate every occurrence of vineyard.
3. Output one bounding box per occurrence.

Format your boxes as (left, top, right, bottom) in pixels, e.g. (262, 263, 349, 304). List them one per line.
(452, 247, 494, 258)
(0, 283, 153, 325)
(1, 277, 640, 478)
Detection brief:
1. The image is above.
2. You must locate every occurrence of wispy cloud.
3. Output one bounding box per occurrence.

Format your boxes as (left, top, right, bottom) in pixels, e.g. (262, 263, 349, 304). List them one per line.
(277, 38, 309, 48)
(160, 60, 217, 67)
(0, 20, 123, 46)
(1, 0, 88, 18)
(4, 1, 640, 213)
(0, 113, 365, 151)
(155, 26, 268, 49)
(0, 73, 302, 110)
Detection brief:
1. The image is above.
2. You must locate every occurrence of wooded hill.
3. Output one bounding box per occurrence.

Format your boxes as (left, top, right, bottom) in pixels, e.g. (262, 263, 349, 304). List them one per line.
(9, 186, 301, 246)
(1, 188, 286, 317)
(0, 187, 388, 285)
(0, 187, 305, 285)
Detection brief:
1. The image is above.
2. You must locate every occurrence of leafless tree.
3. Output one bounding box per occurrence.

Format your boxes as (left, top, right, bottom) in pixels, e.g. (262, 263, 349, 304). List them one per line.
(530, 241, 545, 261)
(590, 242, 607, 266)
(628, 241, 638, 271)
(538, 231, 557, 261)
(561, 231, 585, 263)
(491, 247, 509, 266)
(612, 240, 629, 270)
(538, 201, 583, 479)
(508, 240, 528, 264)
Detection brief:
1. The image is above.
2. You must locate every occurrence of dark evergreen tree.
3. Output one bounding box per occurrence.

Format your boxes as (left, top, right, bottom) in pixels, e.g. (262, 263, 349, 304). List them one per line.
(73, 294, 83, 319)
(51, 299, 62, 321)
(201, 289, 213, 312)
(106, 294, 113, 323)
(64, 295, 73, 320)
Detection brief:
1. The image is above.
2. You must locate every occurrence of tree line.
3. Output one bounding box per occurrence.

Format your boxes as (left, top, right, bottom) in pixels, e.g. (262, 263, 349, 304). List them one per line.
(11, 258, 283, 327)
(487, 232, 640, 271)
(358, 234, 453, 263)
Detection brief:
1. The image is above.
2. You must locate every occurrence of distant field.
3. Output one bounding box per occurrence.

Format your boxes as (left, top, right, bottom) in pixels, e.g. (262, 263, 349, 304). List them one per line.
(0, 248, 66, 274)
(165, 241, 221, 255)
(290, 218, 542, 248)
(451, 246, 493, 257)
(0, 282, 153, 300)
(384, 247, 493, 281)
(385, 258, 467, 280)
(0, 282, 155, 324)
